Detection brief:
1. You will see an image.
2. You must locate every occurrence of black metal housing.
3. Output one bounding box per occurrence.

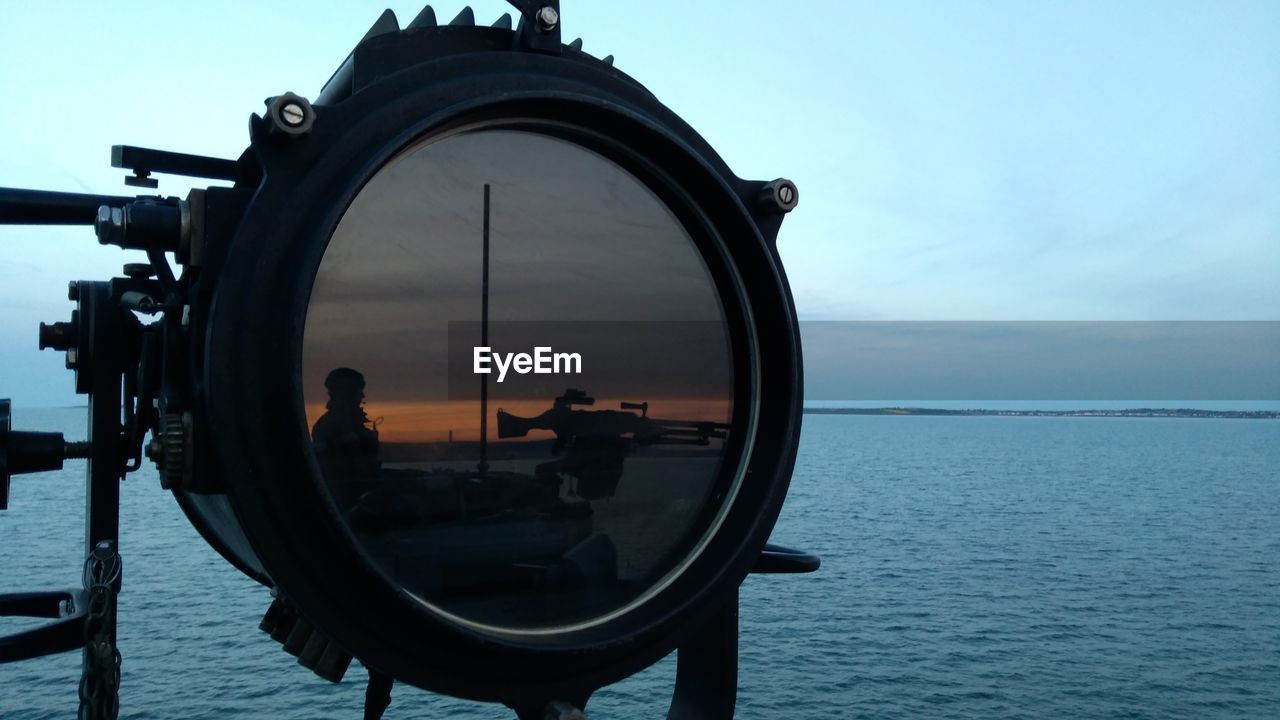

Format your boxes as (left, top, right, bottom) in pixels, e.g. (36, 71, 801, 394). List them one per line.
(195, 20, 804, 710)
(0, 7, 809, 717)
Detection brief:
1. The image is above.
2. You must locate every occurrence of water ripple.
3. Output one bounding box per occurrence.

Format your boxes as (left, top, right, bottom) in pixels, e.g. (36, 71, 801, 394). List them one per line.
(2, 411, 1277, 718)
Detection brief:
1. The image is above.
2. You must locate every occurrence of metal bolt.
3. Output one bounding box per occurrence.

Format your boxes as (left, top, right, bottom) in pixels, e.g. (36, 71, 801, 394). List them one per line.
(95, 205, 125, 246)
(67, 281, 79, 301)
(65, 348, 79, 368)
(280, 102, 306, 127)
(93, 539, 115, 559)
(536, 5, 559, 32)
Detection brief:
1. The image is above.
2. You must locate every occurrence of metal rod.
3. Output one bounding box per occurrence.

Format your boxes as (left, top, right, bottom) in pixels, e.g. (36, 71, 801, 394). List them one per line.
(0, 188, 133, 226)
(669, 593, 739, 720)
(83, 282, 123, 555)
(81, 281, 123, 719)
(111, 145, 240, 183)
(478, 184, 490, 477)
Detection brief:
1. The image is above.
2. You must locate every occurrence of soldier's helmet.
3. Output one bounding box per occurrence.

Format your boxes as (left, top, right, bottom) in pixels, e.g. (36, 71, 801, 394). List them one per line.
(324, 367, 366, 394)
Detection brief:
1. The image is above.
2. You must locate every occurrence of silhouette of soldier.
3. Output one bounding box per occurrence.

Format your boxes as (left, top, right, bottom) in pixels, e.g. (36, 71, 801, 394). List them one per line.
(311, 371, 394, 719)
(312, 367, 380, 509)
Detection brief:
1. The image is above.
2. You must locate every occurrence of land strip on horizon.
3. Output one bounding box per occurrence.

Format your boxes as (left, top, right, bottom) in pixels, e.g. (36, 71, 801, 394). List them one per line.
(803, 407, 1279, 419)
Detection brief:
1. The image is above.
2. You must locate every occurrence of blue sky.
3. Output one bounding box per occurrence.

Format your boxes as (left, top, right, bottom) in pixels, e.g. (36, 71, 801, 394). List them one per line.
(1, 1, 1277, 405)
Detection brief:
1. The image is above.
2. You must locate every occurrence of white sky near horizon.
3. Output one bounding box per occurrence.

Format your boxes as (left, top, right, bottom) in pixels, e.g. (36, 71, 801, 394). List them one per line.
(0, 1, 1277, 406)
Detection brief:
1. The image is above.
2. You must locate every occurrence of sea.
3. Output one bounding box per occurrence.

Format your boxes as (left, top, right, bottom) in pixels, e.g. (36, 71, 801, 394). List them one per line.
(2, 405, 1277, 719)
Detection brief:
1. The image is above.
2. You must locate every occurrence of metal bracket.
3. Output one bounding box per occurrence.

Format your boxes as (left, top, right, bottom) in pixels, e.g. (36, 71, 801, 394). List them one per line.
(506, 0, 562, 54)
(112, 145, 241, 188)
(751, 543, 821, 574)
(0, 398, 91, 510)
(669, 594, 739, 720)
(0, 590, 88, 663)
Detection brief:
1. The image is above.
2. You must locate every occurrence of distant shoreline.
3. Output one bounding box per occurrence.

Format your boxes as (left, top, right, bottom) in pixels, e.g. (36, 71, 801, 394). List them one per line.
(22, 404, 1280, 420)
(803, 407, 1279, 419)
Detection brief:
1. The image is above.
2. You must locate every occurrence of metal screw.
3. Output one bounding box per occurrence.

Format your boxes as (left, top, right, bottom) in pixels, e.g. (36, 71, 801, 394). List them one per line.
(93, 539, 115, 559)
(65, 348, 79, 368)
(536, 5, 559, 32)
(281, 102, 306, 127)
(758, 178, 799, 213)
(266, 93, 315, 136)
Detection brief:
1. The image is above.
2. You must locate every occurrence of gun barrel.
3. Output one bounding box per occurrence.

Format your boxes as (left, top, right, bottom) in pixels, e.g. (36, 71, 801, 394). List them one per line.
(497, 406, 730, 443)
(0, 188, 134, 226)
(636, 418, 730, 448)
(645, 437, 714, 446)
(649, 427, 728, 438)
(647, 418, 730, 430)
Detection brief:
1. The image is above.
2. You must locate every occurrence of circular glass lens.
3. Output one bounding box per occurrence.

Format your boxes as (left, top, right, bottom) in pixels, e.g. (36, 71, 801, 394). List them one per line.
(303, 128, 739, 630)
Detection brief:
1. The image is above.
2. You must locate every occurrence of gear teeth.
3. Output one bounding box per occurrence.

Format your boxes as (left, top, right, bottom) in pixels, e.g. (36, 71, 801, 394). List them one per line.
(408, 5, 437, 29)
(602, 54, 615, 66)
(156, 412, 187, 490)
(569, 38, 583, 51)
(449, 6, 475, 26)
(492, 12, 512, 29)
(360, 8, 400, 41)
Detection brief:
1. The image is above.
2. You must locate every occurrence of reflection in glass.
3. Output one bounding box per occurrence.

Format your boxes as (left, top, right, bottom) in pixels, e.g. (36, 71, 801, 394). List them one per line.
(311, 367, 381, 508)
(303, 128, 738, 630)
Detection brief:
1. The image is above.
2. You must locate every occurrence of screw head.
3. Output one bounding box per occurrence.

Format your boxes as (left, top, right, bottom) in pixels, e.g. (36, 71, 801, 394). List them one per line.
(536, 5, 559, 32)
(280, 102, 306, 127)
(265, 92, 315, 136)
(758, 178, 799, 213)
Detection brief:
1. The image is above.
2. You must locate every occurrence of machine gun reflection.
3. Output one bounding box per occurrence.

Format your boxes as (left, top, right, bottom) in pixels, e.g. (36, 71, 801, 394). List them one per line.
(317, 387, 731, 616)
(497, 388, 730, 499)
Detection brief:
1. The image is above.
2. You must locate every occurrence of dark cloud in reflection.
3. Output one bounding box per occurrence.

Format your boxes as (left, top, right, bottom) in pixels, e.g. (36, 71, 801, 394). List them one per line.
(304, 129, 734, 408)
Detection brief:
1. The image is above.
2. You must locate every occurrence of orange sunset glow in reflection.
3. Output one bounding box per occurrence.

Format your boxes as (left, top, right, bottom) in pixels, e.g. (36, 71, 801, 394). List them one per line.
(304, 396, 732, 444)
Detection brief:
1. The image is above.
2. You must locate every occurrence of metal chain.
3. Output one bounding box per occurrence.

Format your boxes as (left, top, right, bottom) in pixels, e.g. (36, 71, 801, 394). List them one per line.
(78, 540, 122, 720)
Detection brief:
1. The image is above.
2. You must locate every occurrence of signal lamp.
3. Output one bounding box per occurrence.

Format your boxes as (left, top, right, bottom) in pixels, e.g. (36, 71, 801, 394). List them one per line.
(0, 4, 816, 718)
